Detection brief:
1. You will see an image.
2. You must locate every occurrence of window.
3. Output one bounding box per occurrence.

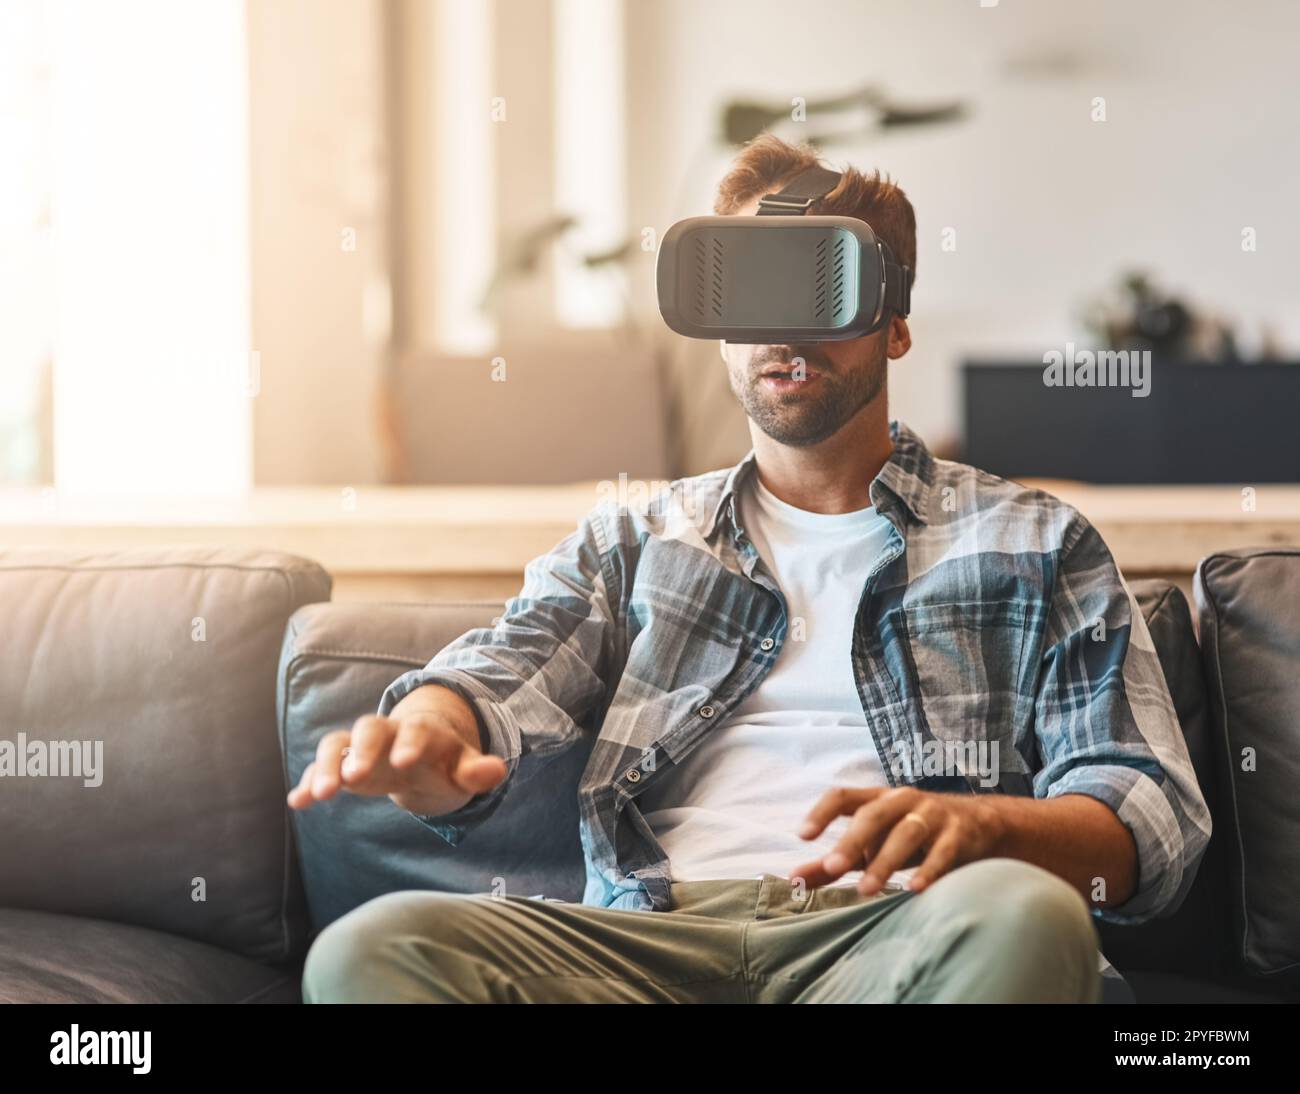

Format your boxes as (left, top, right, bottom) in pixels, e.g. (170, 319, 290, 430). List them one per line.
(2, 0, 252, 496)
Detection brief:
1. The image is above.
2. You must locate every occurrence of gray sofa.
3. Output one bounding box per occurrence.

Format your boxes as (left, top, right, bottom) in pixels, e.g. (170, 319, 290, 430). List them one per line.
(1, 544, 1297, 1003)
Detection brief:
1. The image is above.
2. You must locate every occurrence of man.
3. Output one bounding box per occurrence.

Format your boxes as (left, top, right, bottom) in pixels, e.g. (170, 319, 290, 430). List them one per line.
(291, 134, 1210, 1004)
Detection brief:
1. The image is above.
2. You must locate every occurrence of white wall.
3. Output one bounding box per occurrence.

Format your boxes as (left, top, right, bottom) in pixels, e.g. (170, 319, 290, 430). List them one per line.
(627, 0, 1300, 456)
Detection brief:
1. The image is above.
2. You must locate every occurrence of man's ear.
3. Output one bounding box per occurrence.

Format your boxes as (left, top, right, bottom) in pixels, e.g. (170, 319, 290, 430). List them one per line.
(886, 316, 912, 361)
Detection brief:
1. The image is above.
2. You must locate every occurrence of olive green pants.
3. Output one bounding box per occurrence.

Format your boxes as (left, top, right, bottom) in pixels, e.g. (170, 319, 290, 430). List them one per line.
(303, 858, 1101, 1003)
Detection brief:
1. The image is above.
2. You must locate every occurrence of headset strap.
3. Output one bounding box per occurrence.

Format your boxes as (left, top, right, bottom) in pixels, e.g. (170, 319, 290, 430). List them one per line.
(880, 242, 913, 319)
(756, 163, 913, 319)
(755, 165, 843, 215)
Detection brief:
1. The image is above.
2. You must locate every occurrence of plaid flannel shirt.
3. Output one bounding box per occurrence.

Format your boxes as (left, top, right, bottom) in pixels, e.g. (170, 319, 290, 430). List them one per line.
(379, 421, 1210, 931)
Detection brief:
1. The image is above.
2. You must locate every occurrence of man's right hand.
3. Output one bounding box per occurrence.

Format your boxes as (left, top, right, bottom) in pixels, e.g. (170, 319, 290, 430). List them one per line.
(287, 689, 508, 818)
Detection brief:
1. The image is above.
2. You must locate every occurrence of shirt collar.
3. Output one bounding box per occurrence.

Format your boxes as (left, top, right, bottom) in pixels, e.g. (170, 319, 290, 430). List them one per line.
(705, 420, 934, 538)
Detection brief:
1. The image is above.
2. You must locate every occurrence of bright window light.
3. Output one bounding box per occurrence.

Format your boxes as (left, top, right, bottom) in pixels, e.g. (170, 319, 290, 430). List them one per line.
(0, 2, 54, 484)
(434, 0, 496, 355)
(48, 0, 252, 497)
(553, 0, 627, 329)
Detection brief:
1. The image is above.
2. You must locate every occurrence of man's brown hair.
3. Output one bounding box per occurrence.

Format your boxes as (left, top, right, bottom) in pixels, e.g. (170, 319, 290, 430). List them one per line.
(713, 132, 917, 283)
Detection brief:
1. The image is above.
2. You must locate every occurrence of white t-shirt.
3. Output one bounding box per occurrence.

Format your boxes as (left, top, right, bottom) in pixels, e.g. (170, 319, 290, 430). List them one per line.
(641, 471, 916, 889)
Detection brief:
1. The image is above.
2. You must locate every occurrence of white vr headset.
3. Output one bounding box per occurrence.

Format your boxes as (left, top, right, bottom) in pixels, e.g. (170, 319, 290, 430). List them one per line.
(656, 164, 913, 343)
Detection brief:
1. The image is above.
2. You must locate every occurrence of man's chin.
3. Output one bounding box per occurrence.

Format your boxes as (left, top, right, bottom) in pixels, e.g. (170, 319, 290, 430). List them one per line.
(750, 413, 837, 448)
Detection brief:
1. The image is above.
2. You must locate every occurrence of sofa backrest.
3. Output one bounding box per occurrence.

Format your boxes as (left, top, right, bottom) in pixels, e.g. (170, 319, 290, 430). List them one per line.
(0, 547, 329, 965)
(1094, 580, 1231, 979)
(1196, 548, 1300, 990)
(279, 600, 589, 932)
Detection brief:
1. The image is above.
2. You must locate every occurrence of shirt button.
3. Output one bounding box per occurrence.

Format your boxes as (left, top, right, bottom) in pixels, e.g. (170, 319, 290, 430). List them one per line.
(699, 704, 716, 719)
(760, 637, 775, 651)
(625, 768, 641, 783)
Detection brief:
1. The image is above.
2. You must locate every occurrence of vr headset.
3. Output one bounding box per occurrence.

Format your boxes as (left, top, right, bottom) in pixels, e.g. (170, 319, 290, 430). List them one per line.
(656, 164, 913, 343)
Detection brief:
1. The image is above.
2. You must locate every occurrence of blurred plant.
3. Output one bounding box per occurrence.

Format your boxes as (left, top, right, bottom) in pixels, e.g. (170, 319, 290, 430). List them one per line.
(721, 84, 966, 147)
(484, 80, 968, 317)
(1079, 271, 1241, 362)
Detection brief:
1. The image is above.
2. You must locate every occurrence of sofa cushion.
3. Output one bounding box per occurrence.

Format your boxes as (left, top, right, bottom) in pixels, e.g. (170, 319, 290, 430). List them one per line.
(1095, 580, 1231, 981)
(0, 908, 300, 1003)
(0, 547, 330, 964)
(279, 601, 589, 932)
(1122, 969, 1286, 1005)
(1196, 548, 1300, 988)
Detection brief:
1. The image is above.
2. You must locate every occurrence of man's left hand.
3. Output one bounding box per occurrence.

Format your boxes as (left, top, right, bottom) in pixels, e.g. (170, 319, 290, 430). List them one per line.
(793, 786, 1006, 895)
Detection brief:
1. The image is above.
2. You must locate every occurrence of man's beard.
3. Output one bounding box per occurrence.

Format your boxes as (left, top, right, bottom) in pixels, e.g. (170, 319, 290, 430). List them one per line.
(729, 342, 888, 447)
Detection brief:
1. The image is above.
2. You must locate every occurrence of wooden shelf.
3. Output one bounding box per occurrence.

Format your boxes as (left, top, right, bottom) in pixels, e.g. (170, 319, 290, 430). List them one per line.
(5, 482, 1300, 600)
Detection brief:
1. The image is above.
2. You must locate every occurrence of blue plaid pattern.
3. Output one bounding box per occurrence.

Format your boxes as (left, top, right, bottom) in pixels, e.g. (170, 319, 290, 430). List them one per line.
(379, 421, 1210, 927)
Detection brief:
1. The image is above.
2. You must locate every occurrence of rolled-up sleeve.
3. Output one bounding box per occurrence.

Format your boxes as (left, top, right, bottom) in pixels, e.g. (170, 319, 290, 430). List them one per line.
(377, 504, 621, 844)
(1031, 514, 1212, 924)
